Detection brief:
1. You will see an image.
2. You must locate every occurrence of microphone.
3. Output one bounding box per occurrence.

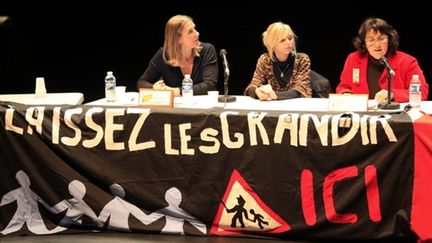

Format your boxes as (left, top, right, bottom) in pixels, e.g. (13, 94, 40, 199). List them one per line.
(218, 49, 236, 103)
(220, 49, 230, 77)
(380, 56, 395, 76)
(378, 56, 400, 110)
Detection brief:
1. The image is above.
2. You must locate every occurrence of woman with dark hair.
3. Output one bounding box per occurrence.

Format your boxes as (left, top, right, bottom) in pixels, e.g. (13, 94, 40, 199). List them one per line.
(336, 17, 428, 103)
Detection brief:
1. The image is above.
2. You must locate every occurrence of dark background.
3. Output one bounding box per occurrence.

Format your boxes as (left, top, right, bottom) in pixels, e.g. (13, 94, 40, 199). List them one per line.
(1, 2, 430, 102)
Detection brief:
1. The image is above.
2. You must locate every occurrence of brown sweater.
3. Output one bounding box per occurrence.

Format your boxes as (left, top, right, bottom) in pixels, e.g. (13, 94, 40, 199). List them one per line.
(244, 52, 312, 99)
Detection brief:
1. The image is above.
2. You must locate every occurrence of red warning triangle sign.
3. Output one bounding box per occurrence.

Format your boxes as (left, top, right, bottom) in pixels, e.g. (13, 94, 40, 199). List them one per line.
(210, 169, 291, 235)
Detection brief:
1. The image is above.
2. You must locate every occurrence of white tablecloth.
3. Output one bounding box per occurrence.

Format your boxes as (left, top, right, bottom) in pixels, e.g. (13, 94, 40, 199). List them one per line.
(86, 93, 428, 113)
(0, 93, 84, 105)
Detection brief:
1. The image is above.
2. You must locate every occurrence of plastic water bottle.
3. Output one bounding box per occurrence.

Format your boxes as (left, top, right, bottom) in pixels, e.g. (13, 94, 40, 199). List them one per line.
(105, 71, 116, 102)
(409, 74, 421, 109)
(182, 74, 193, 104)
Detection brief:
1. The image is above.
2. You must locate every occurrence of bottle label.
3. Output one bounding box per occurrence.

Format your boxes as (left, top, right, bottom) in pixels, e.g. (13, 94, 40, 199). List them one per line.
(106, 80, 116, 90)
(410, 84, 421, 93)
(182, 83, 192, 92)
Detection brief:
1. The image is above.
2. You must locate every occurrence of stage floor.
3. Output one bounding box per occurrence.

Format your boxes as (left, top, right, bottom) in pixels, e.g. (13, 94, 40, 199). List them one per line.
(0, 232, 416, 243)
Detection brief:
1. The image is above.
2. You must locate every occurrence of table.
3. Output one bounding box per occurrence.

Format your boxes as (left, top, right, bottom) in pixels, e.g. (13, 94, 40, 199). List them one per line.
(86, 93, 432, 116)
(86, 93, 338, 110)
(0, 92, 84, 105)
(1, 98, 431, 242)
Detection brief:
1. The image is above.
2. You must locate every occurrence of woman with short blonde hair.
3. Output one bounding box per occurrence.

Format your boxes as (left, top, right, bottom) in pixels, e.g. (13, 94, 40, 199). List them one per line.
(244, 21, 312, 100)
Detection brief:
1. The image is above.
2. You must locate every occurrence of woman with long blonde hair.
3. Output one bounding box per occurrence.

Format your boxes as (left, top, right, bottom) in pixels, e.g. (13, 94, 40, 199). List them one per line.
(137, 15, 218, 96)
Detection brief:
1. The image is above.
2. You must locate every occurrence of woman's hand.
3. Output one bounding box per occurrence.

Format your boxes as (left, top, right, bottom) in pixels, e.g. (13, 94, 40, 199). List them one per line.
(153, 80, 166, 90)
(153, 80, 180, 96)
(255, 85, 277, 101)
(374, 89, 393, 103)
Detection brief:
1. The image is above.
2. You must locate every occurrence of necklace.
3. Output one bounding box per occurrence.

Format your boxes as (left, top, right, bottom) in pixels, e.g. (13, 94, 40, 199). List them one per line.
(276, 62, 290, 78)
(274, 53, 294, 78)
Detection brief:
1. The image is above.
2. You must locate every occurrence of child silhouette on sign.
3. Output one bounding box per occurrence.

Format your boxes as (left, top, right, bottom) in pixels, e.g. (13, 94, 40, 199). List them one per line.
(248, 209, 268, 229)
(226, 195, 249, 228)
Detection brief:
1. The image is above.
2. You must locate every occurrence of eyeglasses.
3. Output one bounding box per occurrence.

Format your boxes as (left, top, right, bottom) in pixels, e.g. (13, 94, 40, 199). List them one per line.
(365, 36, 388, 45)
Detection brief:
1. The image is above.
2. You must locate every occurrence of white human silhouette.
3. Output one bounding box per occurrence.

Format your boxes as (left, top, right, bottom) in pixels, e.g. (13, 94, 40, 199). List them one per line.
(155, 187, 206, 235)
(48, 180, 101, 231)
(0, 170, 63, 235)
(97, 183, 162, 231)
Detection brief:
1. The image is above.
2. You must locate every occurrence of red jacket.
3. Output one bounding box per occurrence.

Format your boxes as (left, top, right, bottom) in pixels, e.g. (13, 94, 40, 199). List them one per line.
(336, 51, 428, 102)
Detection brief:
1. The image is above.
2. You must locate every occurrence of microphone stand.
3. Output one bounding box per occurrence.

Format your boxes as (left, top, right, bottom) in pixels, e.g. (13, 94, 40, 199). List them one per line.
(379, 71, 400, 110)
(218, 69, 236, 103)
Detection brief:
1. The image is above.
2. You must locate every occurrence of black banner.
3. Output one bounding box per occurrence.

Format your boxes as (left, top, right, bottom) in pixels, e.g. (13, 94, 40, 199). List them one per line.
(0, 102, 417, 240)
